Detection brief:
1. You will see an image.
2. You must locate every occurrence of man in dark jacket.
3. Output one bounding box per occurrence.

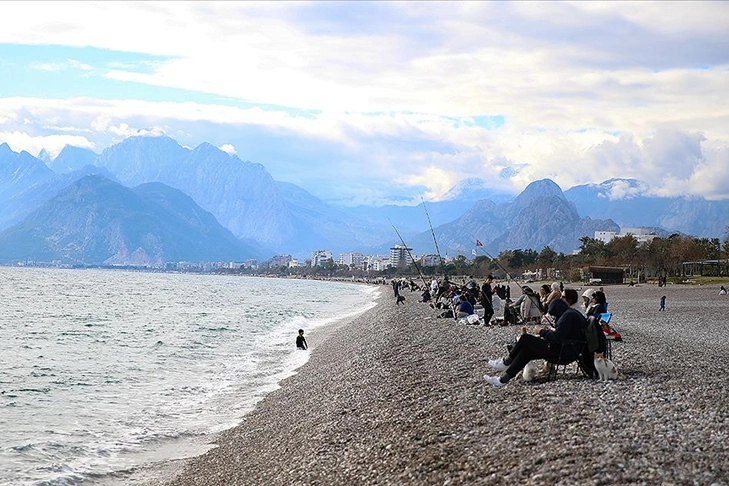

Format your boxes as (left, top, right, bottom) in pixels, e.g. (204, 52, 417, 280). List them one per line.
(483, 288, 587, 387)
(479, 275, 495, 325)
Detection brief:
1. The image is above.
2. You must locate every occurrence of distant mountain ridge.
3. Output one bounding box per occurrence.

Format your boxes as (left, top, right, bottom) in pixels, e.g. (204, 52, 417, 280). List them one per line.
(0, 175, 261, 265)
(0, 135, 727, 265)
(403, 179, 620, 256)
(564, 178, 729, 238)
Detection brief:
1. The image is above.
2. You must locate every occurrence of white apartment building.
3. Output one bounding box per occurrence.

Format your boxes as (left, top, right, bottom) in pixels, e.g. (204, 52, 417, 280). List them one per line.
(269, 254, 292, 267)
(420, 254, 441, 267)
(339, 252, 364, 267)
(311, 250, 334, 267)
(389, 245, 413, 268)
(367, 256, 390, 271)
(595, 228, 657, 245)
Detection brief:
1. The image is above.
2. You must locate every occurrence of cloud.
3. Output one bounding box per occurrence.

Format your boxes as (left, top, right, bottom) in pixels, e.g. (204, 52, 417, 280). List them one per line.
(0, 2, 728, 204)
(0, 130, 95, 158)
(219, 143, 236, 155)
(30, 62, 64, 72)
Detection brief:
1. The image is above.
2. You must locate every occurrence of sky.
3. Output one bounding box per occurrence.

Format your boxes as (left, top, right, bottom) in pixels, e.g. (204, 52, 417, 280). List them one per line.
(1, 1, 728, 206)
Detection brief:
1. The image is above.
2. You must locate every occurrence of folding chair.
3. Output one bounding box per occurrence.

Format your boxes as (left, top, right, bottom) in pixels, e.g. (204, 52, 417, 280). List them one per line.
(599, 312, 621, 359)
(546, 340, 593, 381)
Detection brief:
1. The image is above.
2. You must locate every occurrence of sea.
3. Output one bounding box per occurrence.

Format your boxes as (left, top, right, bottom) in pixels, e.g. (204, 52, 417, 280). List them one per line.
(0, 267, 380, 486)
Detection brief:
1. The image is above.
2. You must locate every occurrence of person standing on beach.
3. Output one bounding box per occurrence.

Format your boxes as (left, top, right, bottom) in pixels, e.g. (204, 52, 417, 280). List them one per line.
(392, 279, 400, 298)
(479, 275, 495, 325)
(659, 295, 666, 311)
(296, 329, 308, 350)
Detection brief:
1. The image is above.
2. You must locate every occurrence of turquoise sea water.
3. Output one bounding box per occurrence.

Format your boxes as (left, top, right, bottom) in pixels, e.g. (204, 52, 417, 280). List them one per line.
(0, 267, 379, 485)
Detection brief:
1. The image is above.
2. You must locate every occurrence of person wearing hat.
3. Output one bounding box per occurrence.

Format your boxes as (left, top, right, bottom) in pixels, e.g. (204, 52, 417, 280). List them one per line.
(587, 290, 608, 317)
(581, 288, 596, 313)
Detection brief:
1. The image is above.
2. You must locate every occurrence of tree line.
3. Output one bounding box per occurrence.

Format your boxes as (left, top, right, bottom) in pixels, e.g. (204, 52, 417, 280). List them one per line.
(240, 232, 729, 283)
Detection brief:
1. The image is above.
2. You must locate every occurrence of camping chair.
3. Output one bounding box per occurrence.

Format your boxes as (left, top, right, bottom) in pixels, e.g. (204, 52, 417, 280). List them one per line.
(546, 339, 594, 381)
(599, 312, 621, 359)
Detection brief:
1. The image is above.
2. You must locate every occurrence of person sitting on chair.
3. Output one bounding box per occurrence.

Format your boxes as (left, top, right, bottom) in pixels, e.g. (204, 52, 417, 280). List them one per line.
(510, 286, 543, 324)
(484, 288, 587, 387)
(586, 290, 608, 317)
(456, 293, 475, 319)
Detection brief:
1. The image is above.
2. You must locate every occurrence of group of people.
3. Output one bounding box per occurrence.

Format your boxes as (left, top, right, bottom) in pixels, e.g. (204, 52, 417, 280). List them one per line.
(484, 287, 589, 386)
(484, 283, 613, 387)
(484, 283, 621, 386)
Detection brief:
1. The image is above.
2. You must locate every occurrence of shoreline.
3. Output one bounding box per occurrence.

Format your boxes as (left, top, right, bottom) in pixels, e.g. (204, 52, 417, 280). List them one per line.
(135, 283, 729, 485)
(97, 284, 387, 486)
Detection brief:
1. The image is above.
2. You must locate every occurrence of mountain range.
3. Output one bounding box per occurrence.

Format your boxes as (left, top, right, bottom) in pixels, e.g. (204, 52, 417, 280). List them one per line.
(0, 175, 261, 265)
(0, 135, 727, 266)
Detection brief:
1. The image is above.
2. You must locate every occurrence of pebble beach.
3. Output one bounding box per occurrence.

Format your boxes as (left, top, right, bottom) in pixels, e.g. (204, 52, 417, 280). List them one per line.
(144, 282, 729, 486)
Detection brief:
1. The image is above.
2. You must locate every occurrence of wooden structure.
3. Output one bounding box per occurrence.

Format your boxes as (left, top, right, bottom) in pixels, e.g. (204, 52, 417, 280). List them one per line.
(582, 266, 624, 285)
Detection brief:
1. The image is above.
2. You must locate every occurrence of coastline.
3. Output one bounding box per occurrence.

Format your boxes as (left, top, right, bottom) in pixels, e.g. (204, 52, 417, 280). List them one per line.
(136, 283, 729, 485)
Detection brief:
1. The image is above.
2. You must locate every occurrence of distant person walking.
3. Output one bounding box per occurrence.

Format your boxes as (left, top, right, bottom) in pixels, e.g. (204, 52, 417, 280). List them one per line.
(296, 329, 308, 350)
(659, 295, 666, 311)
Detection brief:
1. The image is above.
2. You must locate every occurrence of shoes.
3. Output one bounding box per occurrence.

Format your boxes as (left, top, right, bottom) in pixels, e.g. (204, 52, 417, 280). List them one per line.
(483, 375, 506, 387)
(488, 358, 508, 371)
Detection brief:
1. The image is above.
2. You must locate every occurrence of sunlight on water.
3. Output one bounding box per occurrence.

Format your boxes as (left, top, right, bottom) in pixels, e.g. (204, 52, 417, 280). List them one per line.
(0, 267, 378, 485)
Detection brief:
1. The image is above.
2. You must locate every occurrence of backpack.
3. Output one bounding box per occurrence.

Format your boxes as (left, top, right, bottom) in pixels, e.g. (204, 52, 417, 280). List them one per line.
(585, 316, 606, 354)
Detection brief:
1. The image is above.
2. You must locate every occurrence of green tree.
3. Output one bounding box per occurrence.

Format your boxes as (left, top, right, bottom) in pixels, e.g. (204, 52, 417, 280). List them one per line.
(578, 236, 608, 264)
(537, 246, 558, 268)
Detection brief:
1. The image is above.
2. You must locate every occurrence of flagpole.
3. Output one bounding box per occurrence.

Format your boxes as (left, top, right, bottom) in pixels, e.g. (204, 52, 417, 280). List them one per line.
(473, 240, 519, 298)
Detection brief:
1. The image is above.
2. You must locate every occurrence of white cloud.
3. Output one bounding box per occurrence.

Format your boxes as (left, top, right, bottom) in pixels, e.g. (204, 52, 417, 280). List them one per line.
(0, 1, 728, 203)
(30, 62, 64, 72)
(219, 143, 236, 155)
(0, 130, 95, 158)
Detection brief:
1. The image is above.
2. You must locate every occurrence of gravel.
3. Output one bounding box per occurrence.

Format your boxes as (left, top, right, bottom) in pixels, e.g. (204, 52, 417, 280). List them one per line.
(144, 283, 729, 486)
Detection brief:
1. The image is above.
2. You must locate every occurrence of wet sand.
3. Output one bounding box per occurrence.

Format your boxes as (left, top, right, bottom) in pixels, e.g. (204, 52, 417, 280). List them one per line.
(142, 282, 729, 485)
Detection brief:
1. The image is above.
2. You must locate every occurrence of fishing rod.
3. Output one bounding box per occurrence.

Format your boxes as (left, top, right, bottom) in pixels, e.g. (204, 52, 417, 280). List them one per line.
(473, 241, 519, 298)
(388, 219, 429, 291)
(421, 198, 447, 279)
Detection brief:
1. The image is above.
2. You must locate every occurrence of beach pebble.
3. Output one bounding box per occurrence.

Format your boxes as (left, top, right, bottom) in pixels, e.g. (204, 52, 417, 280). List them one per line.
(148, 283, 729, 486)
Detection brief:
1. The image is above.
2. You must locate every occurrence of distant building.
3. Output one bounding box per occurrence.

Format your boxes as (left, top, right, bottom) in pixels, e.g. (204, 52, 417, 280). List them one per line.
(595, 228, 656, 245)
(339, 252, 364, 268)
(368, 256, 390, 271)
(420, 254, 441, 267)
(389, 245, 413, 268)
(269, 255, 292, 267)
(311, 250, 333, 267)
(242, 259, 258, 270)
(581, 266, 625, 285)
(594, 231, 616, 244)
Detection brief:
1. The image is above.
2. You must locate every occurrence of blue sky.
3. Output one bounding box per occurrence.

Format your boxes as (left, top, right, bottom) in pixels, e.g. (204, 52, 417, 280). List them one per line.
(1, 1, 729, 205)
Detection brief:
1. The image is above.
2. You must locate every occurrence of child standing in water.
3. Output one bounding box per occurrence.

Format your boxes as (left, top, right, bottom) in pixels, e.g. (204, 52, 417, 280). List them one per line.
(659, 295, 666, 311)
(296, 329, 308, 350)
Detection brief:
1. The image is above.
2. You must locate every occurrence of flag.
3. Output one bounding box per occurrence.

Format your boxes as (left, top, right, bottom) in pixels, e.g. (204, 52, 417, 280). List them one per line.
(476, 239, 483, 246)
(472, 249, 477, 256)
